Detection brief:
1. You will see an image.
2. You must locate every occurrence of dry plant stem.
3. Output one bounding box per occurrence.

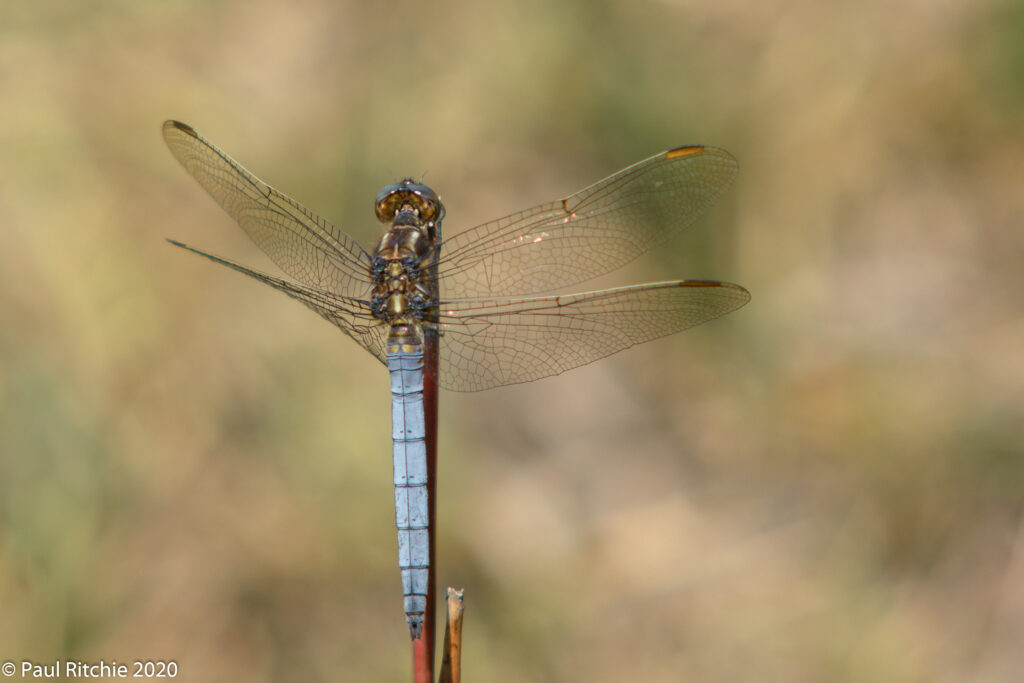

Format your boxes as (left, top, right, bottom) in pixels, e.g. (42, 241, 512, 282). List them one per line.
(411, 239, 442, 683)
(438, 588, 465, 683)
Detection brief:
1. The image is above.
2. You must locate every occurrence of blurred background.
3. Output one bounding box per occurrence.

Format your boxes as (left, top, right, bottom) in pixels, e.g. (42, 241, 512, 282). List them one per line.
(2, 0, 1023, 681)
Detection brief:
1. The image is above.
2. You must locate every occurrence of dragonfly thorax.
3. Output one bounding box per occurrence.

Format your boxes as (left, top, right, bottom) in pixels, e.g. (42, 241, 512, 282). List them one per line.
(370, 219, 437, 328)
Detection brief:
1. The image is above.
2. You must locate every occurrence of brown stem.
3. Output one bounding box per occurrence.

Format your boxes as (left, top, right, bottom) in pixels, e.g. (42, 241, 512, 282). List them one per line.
(412, 221, 442, 683)
(438, 588, 465, 683)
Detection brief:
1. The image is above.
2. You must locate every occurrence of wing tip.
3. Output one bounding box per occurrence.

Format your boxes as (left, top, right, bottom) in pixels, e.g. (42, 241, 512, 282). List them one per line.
(678, 279, 751, 302)
(665, 144, 739, 169)
(163, 120, 197, 138)
(665, 145, 705, 159)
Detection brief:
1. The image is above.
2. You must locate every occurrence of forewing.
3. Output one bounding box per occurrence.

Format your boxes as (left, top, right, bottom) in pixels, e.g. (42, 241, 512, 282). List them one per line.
(437, 280, 750, 391)
(169, 240, 387, 364)
(437, 146, 738, 298)
(163, 120, 373, 299)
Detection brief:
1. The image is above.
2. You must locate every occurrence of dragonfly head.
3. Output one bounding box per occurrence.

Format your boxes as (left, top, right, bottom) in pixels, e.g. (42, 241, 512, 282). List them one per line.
(375, 179, 443, 226)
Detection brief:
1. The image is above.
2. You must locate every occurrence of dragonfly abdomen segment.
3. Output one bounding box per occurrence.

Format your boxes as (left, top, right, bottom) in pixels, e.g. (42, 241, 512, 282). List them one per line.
(388, 341, 429, 639)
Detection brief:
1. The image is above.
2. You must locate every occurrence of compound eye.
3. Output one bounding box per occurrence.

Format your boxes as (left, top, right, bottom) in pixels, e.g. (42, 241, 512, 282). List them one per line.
(415, 194, 439, 221)
(374, 180, 441, 222)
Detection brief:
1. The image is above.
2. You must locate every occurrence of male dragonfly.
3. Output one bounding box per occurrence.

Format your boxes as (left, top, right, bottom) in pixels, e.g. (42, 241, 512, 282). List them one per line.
(162, 120, 749, 638)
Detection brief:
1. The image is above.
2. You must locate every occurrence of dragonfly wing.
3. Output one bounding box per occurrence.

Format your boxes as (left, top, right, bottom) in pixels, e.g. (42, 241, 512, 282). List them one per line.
(163, 121, 373, 299)
(437, 146, 738, 298)
(437, 280, 750, 392)
(170, 240, 387, 364)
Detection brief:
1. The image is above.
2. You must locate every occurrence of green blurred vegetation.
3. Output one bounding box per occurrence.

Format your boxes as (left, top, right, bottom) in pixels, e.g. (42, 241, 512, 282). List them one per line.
(1, 0, 1023, 681)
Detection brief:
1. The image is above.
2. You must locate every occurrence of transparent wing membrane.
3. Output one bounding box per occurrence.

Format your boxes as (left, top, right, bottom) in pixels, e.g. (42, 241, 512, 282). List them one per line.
(436, 281, 749, 391)
(164, 122, 747, 392)
(168, 239, 387, 364)
(163, 121, 373, 299)
(437, 146, 737, 298)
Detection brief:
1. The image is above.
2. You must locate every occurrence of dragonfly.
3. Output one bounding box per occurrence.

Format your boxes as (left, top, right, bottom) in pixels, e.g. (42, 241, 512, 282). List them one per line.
(162, 120, 749, 639)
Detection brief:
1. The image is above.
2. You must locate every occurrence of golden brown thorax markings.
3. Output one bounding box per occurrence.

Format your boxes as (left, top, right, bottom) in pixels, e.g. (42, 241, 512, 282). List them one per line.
(370, 180, 444, 352)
